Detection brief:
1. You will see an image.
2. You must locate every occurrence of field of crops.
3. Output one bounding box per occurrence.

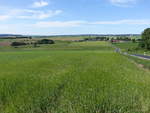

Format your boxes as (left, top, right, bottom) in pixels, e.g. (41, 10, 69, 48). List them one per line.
(1, 41, 150, 113)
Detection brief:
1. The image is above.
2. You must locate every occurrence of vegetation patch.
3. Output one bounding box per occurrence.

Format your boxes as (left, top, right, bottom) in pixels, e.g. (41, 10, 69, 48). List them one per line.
(37, 39, 55, 44)
(11, 42, 27, 46)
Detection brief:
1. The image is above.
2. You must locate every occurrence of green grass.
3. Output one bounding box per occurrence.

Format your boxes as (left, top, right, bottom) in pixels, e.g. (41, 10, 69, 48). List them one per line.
(1, 41, 150, 113)
(113, 42, 139, 52)
(127, 55, 150, 69)
(113, 42, 150, 55)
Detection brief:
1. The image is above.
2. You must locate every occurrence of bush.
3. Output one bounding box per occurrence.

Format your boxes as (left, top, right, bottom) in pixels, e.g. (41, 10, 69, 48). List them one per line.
(11, 42, 27, 46)
(37, 39, 55, 44)
(139, 40, 145, 48)
(132, 39, 136, 43)
(127, 48, 131, 51)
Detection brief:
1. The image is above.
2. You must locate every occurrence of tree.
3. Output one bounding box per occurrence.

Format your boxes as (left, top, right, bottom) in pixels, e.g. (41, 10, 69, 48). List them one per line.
(33, 42, 37, 48)
(11, 42, 27, 46)
(132, 39, 136, 43)
(141, 28, 150, 49)
(37, 39, 55, 44)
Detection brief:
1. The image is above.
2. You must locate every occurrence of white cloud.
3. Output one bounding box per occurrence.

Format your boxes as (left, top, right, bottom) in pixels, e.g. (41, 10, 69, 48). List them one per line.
(35, 21, 87, 27)
(109, 0, 137, 7)
(32, 1, 49, 8)
(92, 19, 150, 25)
(0, 9, 62, 20)
(34, 19, 150, 28)
(0, 15, 10, 21)
(0, 19, 149, 35)
(0, 1, 61, 21)
(18, 9, 62, 19)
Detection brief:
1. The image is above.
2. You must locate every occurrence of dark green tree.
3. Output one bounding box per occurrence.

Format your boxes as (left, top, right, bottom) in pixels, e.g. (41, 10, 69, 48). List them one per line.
(33, 42, 37, 48)
(141, 28, 150, 49)
(37, 39, 55, 44)
(132, 39, 136, 43)
(11, 42, 27, 46)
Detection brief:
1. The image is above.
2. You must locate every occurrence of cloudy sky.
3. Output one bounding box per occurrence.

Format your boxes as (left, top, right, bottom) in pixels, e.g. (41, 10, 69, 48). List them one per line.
(0, 0, 149, 35)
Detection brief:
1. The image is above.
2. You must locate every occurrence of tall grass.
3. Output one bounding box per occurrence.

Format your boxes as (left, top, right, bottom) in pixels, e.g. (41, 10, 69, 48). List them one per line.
(0, 41, 150, 113)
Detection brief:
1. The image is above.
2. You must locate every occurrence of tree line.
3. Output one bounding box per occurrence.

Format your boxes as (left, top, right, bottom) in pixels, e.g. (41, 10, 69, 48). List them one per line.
(11, 39, 55, 47)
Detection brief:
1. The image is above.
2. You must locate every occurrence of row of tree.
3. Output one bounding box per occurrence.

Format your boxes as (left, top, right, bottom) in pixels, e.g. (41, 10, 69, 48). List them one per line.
(11, 39, 55, 47)
(84, 36, 134, 42)
(84, 37, 109, 41)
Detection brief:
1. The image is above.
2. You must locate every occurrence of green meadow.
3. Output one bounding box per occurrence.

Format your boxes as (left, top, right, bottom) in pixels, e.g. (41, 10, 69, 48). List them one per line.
(1, 41, 150, 113)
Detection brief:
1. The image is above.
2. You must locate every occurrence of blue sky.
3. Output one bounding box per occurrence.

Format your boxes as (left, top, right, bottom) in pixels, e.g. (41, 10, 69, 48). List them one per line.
(0, 0, 149, 35)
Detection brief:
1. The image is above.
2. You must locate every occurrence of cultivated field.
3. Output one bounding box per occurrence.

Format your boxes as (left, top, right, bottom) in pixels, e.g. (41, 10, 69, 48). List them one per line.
(1, 41, 150, 113)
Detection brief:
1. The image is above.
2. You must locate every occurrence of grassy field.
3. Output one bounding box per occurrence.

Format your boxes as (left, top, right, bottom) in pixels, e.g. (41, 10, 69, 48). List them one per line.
(113, 42, 150, 55)
(1, 41, 150, 113)
(0, 41, 113, 51)
(113, 42, 139, 52)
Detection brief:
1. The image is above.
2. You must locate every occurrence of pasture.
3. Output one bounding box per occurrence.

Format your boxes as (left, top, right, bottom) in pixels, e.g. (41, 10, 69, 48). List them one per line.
(1, 41, 150, 113)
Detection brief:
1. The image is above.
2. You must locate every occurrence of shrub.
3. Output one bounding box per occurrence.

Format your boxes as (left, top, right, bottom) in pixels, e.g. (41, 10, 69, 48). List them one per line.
(11, 42, 27, 46)
(139, 40, 145, 48)
(37, 39, 55, 44)
(132, 39, 136, 43)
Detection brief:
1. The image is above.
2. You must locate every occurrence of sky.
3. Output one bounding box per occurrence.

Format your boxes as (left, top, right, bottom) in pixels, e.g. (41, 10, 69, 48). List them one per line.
(0, 0, 149, 35)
